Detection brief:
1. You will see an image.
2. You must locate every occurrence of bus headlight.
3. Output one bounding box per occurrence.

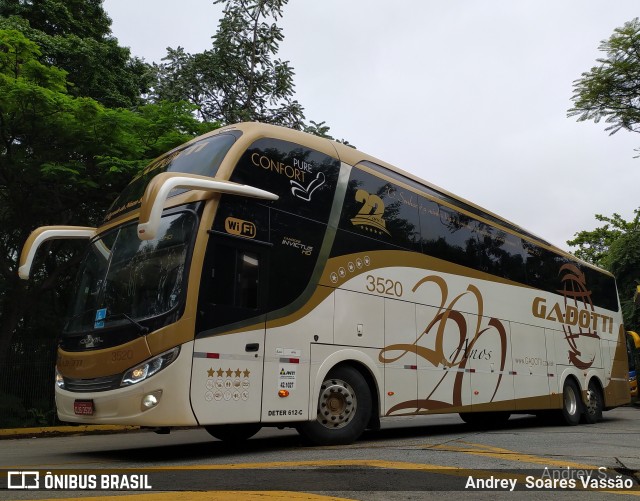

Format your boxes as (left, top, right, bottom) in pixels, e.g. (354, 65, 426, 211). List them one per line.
(121, 347, 180, 387)
(55, 368, 65, 389)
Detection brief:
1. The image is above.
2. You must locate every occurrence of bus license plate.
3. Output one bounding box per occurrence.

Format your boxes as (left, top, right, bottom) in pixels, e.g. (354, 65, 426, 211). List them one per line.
(74, 400, 94, 416)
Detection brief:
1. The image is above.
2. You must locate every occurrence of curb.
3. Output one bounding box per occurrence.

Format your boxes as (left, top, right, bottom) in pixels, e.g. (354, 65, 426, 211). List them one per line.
(0, 425, 139, 439)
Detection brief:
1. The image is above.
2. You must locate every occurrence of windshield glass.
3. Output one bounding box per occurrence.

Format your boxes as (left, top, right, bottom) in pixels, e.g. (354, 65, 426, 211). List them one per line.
(104, 132, 237, 223)
(65, 211, 197, 334)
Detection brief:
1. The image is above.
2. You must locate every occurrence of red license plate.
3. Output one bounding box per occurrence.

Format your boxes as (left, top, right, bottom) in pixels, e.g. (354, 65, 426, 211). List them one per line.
(74, 400, 94, 416)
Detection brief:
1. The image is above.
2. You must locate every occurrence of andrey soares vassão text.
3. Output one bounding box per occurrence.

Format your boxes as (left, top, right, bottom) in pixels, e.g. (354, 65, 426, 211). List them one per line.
(465, 468, 635, 491)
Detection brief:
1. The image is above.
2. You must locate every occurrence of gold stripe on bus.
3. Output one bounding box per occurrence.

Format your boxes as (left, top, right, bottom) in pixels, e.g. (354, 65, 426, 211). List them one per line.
(212, 248, 537, 337)
(57, 336, 151, 380)
(319, 250, 532, 290)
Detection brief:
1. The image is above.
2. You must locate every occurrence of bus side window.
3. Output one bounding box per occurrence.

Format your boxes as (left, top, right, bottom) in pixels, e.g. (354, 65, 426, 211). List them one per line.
(235, 251, 260, 309)
(197, 240, 264, 332)
(208, 245, 260, 309)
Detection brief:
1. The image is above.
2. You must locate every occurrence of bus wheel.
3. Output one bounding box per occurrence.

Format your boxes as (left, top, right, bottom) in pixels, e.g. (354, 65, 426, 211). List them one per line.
(459, 411, 510, 428)
(560, 379, 582, 426)
(582, 380, 603, 424)
(205, 423, 261, 443)
(297, 365, 372, 446)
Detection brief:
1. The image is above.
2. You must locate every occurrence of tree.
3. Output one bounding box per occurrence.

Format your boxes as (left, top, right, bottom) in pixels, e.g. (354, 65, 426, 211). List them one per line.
(0, 0, 150, 108)
(0, 0, 112, 39)
(568, 18, 640, 154)
(566, 211, 640, 266)
(568, 210, 640, 328)
(606, 229, 640, 330)
(153, 0, 332, 134)
(0, 28, 214, 368)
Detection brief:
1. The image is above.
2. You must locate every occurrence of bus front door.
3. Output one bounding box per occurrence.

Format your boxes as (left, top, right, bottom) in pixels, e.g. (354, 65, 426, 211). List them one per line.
(190, 235, 269, 426)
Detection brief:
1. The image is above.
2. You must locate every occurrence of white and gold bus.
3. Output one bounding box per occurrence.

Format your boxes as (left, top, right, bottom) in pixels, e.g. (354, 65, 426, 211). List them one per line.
(19, 122, 629, 445)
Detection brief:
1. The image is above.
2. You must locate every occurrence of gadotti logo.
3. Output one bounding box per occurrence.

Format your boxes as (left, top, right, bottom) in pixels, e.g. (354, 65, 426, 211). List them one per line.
(351, 189, 391, 236)
(225, 217, 256, 239)
(531, 263, 611, 369)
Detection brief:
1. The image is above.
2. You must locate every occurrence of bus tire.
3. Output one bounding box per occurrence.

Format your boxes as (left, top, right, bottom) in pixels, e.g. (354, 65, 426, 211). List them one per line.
(205, 423, 261, 443)
(582, 380, 603, 424)
(560, 379, 582, 426)
(459, 411, 510, 428)
(297, 365, 372, 446)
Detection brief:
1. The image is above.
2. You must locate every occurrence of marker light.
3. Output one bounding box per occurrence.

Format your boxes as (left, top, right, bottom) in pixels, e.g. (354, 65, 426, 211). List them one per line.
(121, 347, 180, 386)
(278, 389, 289, 398)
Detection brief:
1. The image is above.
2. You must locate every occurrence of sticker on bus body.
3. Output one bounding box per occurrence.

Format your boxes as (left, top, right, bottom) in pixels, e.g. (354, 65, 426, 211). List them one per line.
(278, 364, 297, 390)
(94, 308, 107, 329)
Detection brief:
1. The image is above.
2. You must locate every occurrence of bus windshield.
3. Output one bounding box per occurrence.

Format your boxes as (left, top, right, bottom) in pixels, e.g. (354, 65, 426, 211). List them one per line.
(104, 132, 237, 223)
(64, 211, 197, 335)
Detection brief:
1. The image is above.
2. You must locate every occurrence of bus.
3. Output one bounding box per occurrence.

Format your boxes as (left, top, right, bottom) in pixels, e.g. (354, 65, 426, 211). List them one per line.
(628, 331, 640, 398)
(19, 122, 630, 445)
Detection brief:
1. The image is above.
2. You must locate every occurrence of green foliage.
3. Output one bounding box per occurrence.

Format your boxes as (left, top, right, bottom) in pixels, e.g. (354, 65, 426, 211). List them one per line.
(0, 0, 112, 39)
(152, 0, 338, 138)
(0, 28, 217, 374)
(153, 0, 303, 126)
(566, 211, 639, 266)
(568, 18, 640, 154)
(604, 229, 640, 330)
(0, 11, 150, 108)
(568, 210, 640, 329)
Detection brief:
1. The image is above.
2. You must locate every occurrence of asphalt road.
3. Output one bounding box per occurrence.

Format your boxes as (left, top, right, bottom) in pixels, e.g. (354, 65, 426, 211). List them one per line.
(1, 405, 639, 500)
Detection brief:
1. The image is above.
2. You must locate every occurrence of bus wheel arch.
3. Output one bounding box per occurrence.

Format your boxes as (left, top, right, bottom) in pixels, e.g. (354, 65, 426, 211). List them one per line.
(298, 361, 378, 445)
(582, 377, 604, 424)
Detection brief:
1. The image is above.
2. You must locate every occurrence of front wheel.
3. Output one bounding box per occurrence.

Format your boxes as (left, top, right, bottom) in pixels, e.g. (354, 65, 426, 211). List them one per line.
(205, 423, 261, 443)
(582, 380, 603, 424)
(297, 365, 372, 446)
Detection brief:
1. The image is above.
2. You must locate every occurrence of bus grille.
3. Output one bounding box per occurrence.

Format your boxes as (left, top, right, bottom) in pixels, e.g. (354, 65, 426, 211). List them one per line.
(63, 374, 122, 392)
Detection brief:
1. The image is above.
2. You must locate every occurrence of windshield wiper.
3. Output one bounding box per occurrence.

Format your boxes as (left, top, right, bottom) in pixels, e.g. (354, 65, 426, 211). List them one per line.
(121, 313, 150, 336)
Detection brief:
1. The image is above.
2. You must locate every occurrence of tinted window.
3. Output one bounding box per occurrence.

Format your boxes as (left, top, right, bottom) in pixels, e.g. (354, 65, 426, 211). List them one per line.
(339, 166, 420, 251)
(524, 241, 617, 311)
(106, 133, 237, 223)
(65, 211, 197, 336)
(267, 209, 326, 311)
(229, 138, 341, 225)
(197, 238, 267, 331)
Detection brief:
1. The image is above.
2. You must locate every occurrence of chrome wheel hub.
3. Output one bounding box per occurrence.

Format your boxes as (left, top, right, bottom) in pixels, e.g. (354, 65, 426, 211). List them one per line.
(317, 378, 357, 429)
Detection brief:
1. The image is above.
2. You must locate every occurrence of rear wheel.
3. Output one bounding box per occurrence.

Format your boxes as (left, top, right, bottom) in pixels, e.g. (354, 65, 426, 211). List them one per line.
(297, 365, 372, 446)
(205, 423, 261, 443)
(560, 379, 582, 426)
(582, 380, 603, 424)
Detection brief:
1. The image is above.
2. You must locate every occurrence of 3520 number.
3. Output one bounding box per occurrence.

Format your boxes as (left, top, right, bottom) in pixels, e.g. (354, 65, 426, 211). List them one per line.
(365, 275, 403, 297)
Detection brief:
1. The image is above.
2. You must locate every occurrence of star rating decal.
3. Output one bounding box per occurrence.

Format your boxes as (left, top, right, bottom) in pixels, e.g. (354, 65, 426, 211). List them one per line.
(207, 367, 252, 379)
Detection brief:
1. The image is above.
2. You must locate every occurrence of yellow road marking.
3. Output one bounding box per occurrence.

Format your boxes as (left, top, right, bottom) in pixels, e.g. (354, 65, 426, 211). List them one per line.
(428, 440, 600, 469)
(8, 447, 639, 497)
(30, 492, 353, 501)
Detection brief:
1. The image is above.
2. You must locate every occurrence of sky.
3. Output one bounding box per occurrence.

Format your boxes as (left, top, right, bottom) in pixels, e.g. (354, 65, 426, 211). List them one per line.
(102, 0, 640, 251)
